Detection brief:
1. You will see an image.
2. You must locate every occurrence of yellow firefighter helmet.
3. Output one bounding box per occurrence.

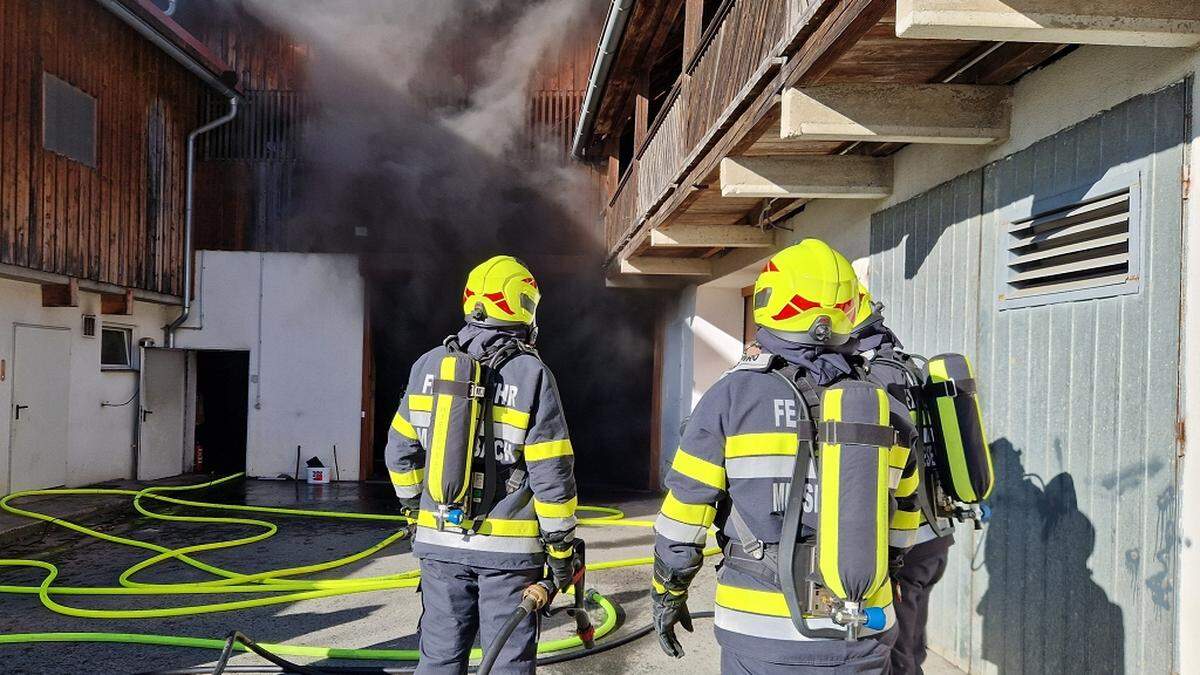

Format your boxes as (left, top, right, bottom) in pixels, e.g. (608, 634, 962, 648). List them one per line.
(851, 282, 878, 332)
(462, 255, 540, 326)
(752, 239, 861, 346)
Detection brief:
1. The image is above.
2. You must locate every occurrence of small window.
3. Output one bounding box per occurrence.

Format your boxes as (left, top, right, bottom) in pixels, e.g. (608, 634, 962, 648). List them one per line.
(998, 170, 1140, 309)
(43, 73, 96, 167)
(101, 326, 133, 370)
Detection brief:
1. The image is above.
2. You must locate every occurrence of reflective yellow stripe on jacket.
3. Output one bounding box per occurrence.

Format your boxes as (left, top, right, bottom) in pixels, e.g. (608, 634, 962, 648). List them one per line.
(713, 580, 895, 642)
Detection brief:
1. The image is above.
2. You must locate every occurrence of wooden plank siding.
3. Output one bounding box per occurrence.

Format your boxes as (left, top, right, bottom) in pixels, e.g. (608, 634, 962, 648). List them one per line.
(0, 0, 205, 297)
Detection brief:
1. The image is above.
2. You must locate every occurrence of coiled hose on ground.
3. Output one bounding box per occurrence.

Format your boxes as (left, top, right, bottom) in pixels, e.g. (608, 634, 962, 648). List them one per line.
(0, 474, 716, 673)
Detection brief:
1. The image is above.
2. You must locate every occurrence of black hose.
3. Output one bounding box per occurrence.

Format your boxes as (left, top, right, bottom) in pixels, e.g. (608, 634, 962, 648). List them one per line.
(139, 613, 718, 675)
(536, 611, 714, 665)
(476, 605, 532, 675)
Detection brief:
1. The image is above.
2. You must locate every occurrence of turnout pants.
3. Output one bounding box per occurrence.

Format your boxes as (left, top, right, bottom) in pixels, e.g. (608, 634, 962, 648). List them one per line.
(720, 632, 894, 675)
(415, 559, 542, 675)
(891, 537, 952, 675)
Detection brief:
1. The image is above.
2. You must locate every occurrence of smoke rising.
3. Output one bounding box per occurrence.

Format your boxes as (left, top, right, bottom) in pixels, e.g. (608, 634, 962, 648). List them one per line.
(216, 0, 667, 489)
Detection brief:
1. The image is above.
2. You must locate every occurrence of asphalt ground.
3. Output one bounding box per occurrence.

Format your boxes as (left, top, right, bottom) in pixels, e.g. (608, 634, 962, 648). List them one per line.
(0, 479, 963, 674)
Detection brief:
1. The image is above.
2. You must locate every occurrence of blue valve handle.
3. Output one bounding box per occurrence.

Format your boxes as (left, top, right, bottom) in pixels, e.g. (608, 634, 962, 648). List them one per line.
(864, 607, 887, 631)
(447, 508, 464, 526)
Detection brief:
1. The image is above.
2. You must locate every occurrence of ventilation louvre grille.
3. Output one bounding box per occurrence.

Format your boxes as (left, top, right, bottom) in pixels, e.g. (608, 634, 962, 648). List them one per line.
(1002, 187, 1134, 304)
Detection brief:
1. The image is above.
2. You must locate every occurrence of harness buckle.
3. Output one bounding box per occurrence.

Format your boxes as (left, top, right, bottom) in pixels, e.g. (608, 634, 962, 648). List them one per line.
(744, 539, 766, 561)
(469, 384, 487, 399)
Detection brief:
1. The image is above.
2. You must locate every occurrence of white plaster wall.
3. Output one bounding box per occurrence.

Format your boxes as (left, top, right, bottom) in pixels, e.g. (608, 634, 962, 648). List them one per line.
(657, 288, 694, 486)
(0, 276, 178, 493)
(691, 283, 745, 409)
(174, 251, 365, 480)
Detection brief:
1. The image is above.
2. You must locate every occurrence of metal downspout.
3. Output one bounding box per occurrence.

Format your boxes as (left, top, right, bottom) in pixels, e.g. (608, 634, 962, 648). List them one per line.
(570, 0, 634, 159)
(165, 97, 238, 346)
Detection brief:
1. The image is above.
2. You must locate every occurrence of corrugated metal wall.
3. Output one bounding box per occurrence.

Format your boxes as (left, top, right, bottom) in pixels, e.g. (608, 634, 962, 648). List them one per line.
(869, 81, 1187, 674)
(869, 169, 985, 669)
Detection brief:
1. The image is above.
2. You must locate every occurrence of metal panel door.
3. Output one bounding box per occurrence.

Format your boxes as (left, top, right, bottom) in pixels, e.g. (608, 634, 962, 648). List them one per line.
(870, 81, 1187, 674)
(973, 81, 1185, 675)
(868, 169, 984, 669)
(138, 347, 187, 480)
(9, 326, 71, 492)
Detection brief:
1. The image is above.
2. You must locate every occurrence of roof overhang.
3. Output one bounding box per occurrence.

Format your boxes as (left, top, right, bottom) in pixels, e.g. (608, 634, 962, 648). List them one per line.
(95, 0, 242, 99)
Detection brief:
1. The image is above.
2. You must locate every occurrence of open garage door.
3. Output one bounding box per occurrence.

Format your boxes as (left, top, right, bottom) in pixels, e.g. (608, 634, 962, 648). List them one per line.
(138, 347, 188, 480)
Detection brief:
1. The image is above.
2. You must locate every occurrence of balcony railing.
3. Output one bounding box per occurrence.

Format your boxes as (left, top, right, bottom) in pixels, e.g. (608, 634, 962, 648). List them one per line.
(605, 162, 639, 253)
(604, 0, 820, 258)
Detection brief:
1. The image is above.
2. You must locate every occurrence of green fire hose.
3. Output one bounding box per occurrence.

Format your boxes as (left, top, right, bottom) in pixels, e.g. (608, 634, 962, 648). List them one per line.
(0, 473, 714, 670)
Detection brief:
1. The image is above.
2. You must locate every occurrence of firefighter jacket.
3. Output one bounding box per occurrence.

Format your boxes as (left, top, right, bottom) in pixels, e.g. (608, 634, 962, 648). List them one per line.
(857, 325, 954, 547)
(385, 324, 577, 570)
(653, 350, 919, 659)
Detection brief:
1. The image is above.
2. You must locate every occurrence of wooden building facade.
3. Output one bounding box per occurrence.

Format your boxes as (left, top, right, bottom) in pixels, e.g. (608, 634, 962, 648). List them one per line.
(0, 0, 235, 298)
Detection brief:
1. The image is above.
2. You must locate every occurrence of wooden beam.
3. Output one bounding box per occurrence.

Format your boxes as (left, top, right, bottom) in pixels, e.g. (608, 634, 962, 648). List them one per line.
(634, 77, 651, 152)
(781, 84, 1011, 145)
(100, 289, 135, 315)
(720, 155, 892, 199)
(682, 0, 705, 67)
(896, 0, 1200, 48)
(620, 256, 713, 276)
(41, 279, 79, 308)
(650, 224, 774, 249)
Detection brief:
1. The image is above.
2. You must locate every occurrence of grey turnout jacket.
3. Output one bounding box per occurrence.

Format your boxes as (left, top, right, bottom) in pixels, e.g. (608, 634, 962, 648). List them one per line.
(653, 349, 919, 661)
(385, 324, 577, 570)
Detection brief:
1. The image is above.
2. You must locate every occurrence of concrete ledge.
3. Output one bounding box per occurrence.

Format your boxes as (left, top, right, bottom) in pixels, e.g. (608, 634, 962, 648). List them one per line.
(720, 155, 893, 199)
(620, 256, 713, 276)
(896, 0, 1200, 47)
(781, 84, 1011, 145)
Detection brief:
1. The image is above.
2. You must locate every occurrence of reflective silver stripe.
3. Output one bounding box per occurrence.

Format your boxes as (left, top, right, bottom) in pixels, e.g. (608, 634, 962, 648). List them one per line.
(888, 466, 903, 489)
(394, 484, 421, 498)
(914, 520, 951, 545)
(493, 423, 527, 445)
(415, 526, 543, 554)
(537, 515, 577, 532)
(410, 412, 524, 444)
(726, 455, 796, 480)
(713, 604, 896, 641)
(889, 528, 918, 549)
(655, 514, 708, 545)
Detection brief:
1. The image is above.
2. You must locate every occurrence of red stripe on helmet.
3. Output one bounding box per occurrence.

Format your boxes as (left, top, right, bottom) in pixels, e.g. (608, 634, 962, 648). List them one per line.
(485, 292, 515, 315)
(770, 294, 819, 321)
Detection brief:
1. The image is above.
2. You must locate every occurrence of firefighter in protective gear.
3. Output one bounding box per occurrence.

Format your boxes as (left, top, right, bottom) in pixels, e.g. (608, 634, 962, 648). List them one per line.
(386, 255, 579, 675)
(651, 240, 919, 674)
(852, 288, 954, 675)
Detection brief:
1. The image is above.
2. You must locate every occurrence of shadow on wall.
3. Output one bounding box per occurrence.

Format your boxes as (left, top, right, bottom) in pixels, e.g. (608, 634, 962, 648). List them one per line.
(978, 438, 1125, 674)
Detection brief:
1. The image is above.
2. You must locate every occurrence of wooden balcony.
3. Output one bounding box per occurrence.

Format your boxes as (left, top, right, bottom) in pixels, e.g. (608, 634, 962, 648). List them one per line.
(603, 0, 820, 259)
(598, 0, 1072, 279)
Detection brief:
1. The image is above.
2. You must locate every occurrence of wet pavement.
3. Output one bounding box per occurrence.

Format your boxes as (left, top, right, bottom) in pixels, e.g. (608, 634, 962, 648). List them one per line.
(0, 478, 964, 674)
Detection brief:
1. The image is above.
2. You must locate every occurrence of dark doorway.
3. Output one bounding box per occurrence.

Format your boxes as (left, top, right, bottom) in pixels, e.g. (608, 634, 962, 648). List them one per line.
(195, 351, 250, 475)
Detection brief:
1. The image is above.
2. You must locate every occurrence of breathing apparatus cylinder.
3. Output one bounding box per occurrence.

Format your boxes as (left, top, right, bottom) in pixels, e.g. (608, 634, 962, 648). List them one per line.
(921, 353, 993, 505)
(425, 351, 485, 529)
(815, 380, 893, 637)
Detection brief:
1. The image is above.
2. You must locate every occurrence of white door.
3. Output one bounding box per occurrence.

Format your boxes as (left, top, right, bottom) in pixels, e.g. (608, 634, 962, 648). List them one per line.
(10, 326, 71, 492)
(138, 347, 187, 480)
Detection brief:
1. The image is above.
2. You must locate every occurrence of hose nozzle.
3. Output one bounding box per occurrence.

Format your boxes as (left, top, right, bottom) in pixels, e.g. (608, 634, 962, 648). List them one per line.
(520, 580, 554, 613)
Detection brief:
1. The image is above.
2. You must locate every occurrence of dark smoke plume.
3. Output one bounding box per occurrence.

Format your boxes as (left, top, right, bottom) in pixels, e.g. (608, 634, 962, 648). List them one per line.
(223, 0, 667, 490)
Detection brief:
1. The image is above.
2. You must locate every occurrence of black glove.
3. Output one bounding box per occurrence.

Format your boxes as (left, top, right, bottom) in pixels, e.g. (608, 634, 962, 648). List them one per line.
(544, 531, 578, 592)
(399, 496, 421, 518)
(651, 585, 693, 658)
